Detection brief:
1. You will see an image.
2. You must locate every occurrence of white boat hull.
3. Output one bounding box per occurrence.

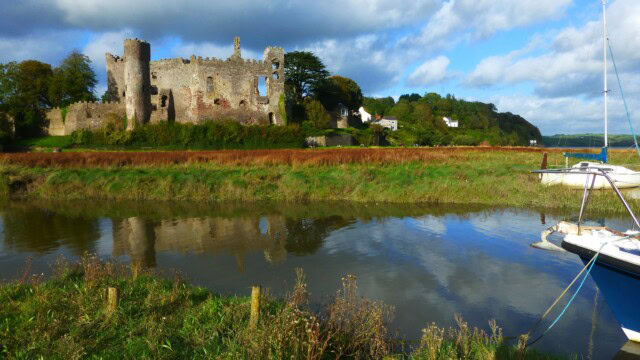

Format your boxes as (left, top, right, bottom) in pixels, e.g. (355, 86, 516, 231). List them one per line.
(623, 327, 640, 343)
(540, 162, 640, 189)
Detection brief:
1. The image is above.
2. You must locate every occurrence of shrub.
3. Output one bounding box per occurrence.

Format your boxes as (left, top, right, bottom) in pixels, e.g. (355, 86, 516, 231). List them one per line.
(304, 99, 332, 129)
(69, 120, 306, 150)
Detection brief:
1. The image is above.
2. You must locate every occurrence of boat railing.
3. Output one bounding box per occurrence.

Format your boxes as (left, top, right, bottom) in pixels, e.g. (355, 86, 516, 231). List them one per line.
(532, 168, 640, 232)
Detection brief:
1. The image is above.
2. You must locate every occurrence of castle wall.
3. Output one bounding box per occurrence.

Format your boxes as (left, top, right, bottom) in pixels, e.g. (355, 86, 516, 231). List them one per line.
(105, 53, 125, 100)
(46, 102, 126, 136)
(47, 109, 66, 136)
(148, 45, 284, 125)
(46, 37, 285, 136)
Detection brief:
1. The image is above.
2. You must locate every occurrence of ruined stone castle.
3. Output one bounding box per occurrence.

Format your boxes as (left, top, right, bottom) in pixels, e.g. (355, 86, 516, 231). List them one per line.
(47, 37, 285, 135)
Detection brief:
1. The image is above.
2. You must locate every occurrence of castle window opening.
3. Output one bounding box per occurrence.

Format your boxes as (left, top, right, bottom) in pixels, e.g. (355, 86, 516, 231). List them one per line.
(239, 100, 247, 110)
(272, 61, 279, 70)
(214, 98, 221, 105)
(257, 77, 267, 96)
(161, 95, 167, 108)
(268, 112, 275, 125)
(272, 72, 279, 80)
(207, 76, 214, 93)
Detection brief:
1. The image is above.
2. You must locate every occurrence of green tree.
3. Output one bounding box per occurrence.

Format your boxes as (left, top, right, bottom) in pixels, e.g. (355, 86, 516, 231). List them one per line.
(362, 97, 395, 116)
(284, 51, 330, 105)
(304, 98, 331, 129)
(0, 60, 53, 137)
(388, 100, 413, 123)
(49, 51, 97, 107)
(399, 93, 421, 102)
(317, 75, 363, 112)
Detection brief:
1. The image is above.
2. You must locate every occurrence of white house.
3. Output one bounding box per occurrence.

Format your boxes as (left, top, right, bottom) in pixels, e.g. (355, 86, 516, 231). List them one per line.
(443, 116, 459, 128)
(358, 106, 372, 123)
(372, 116, 398, 131)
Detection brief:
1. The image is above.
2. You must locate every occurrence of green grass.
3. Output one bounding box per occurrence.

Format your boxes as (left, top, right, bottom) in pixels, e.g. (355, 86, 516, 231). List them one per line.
(2, 149, 640, 214)
(11, 136, 74, 149)
(0, 256, 568, 359)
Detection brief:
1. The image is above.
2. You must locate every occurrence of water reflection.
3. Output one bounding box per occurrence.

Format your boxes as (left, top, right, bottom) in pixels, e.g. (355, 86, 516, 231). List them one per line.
(112, 216, 293, 270)
(0, 200, 633, 358)
(1, 204, 100, 254)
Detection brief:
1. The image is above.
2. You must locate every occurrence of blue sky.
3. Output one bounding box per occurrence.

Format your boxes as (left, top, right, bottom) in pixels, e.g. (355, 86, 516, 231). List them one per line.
(1, 0, 639, 135)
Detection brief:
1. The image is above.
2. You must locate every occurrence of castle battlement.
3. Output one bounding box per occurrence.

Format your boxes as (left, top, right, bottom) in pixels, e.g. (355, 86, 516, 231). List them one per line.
(124, 38, 149, 45)
(106, 53, 124, 63)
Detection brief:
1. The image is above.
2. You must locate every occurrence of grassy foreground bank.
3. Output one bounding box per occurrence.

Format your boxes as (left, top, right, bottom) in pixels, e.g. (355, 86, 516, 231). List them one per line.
(1, 147, 640, 213)
(0, 256, 564, 359)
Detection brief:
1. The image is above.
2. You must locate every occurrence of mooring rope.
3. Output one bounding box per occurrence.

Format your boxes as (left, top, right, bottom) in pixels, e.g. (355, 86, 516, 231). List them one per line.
(524, 233, 633, 347)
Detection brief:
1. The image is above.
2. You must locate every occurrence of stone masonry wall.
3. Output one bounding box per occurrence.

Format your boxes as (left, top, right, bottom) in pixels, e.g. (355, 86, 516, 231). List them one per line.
(106, 37, 285, 126)
(46, 101, 126, 136)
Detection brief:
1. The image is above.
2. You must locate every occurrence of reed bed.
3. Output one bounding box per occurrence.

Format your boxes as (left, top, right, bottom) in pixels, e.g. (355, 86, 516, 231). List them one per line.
(0, 147, 562, 168)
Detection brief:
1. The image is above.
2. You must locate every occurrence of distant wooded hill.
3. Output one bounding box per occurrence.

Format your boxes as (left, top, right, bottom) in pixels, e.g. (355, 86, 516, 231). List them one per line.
(363, 93, 543, 146)
(543, 134, 636, 147)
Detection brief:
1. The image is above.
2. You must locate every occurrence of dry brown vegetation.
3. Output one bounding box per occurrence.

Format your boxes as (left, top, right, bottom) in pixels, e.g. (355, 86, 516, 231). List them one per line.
(0, 147, 564, 168)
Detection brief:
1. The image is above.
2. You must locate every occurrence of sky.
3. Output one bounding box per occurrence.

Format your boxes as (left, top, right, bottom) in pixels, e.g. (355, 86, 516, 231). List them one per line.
(1, 0, 639, 135)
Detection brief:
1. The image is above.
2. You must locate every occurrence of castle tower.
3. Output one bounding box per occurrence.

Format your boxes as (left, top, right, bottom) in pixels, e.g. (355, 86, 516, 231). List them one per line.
(124, 39, 151, 130)
(232, 36, 241, 59)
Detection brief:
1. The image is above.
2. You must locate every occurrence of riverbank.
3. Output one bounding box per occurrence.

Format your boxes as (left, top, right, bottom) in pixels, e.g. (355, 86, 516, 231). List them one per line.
(1, 147, 639, 213)
(0, 256, 565, 359)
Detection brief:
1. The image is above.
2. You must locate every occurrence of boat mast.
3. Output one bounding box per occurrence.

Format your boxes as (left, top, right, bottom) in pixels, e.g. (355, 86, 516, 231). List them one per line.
(603, 0, 608, 148)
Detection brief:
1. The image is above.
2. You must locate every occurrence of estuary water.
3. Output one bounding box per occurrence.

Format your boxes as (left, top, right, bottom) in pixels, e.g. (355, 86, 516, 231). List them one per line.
(0, 200, 634, 358)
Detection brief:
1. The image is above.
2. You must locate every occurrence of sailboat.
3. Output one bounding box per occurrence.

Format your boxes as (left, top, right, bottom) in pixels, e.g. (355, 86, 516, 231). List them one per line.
(540, 0, 640, 189)
(533, 166, 640, 343)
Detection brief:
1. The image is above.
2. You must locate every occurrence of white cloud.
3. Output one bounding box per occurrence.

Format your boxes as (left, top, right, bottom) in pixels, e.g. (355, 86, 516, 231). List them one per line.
(0, 31, 82, 65)
(170, 42, 260, 61)
(466, 0, 640, 96)
(489, 93, 640, 135)
(82, 30, 135, 73)
(42, 0, 441, 49)
(407, 56, 450, 86)
(406, 0, 572, 52)
(306, 35, 412, 92)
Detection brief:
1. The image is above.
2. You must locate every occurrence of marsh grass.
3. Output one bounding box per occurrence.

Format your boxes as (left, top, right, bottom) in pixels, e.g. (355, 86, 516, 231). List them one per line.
(1, 148, 640, 213)
(0, 256, 567, 359)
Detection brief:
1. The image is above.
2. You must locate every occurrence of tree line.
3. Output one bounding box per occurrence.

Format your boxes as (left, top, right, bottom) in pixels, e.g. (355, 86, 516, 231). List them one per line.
(0, 51, 98, 142)
(362, 93, 543, 146)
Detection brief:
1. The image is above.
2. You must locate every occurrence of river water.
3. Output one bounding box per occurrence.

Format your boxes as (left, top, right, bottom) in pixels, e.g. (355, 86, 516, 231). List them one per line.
(0, 200, 634, 358)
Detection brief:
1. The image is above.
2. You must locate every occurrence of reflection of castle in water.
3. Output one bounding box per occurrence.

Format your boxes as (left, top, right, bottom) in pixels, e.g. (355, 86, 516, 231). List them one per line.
(112, 216, 289, 271)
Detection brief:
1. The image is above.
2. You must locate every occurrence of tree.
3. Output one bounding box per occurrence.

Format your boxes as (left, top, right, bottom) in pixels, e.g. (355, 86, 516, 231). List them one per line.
(304, 99, 331, 129)
(317, 75, 363, 112)
(49, 51, 97, 107)
(399, 93, 421, 102)
(1, 60, 53, 137)
(284, 51, 329, 105)
(388, 100, 413, 123)
(362, 96, 395, 116)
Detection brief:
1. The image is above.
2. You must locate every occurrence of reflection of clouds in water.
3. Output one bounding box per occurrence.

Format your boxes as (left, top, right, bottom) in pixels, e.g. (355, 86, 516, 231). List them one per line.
(467, 210, 550, 243)
(405, 215, 447, 237)
(313, 211, 622, 355)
